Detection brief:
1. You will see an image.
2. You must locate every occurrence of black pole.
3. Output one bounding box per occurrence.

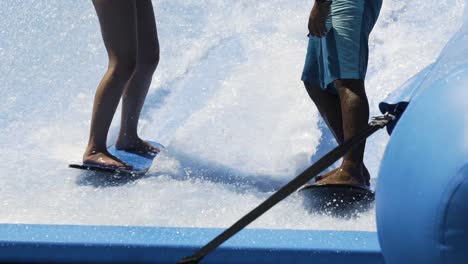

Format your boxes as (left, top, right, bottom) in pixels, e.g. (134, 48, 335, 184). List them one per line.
(177, 114, 395, 264)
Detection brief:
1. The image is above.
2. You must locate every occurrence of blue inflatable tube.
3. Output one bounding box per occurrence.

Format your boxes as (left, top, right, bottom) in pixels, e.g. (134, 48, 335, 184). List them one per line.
(376, 4, 468, 264)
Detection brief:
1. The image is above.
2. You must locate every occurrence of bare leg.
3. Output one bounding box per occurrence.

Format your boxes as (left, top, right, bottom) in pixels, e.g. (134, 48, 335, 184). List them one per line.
(115, 0, 160, 155)
(83, 0, 138, 168)
(315, 79, 369, 187)
(304, 82, 344, 143)
(304, 81, 370, 186)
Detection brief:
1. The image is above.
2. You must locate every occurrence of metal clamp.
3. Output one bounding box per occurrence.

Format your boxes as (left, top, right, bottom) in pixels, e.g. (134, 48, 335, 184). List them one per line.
(370, 113, 396, 128)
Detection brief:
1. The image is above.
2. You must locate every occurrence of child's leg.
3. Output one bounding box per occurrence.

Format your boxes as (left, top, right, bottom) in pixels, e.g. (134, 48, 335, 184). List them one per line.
(116, 0, 160, 155)
(83, 0, 138, 168)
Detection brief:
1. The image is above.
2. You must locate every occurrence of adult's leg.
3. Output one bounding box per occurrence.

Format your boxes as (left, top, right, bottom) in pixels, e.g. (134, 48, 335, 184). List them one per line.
(83, 0, 138, 168)
(315, 79, 369, 187)
(304, 82, 344, 143)
(304, 82, 370, 185)
(116, 0, 160, 154)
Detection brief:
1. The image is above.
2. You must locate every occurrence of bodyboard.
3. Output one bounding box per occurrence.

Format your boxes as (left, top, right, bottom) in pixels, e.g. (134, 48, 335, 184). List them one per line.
(69, 142, 164, 176)
(299, 184, 375, 218)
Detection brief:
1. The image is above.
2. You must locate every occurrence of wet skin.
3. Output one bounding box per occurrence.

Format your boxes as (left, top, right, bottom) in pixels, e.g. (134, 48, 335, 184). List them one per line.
(315, 167, 371, 187)
(308, 0, 331, 38)
(305, 1, 370, 188)
(83, 0, 160, 169)
(304, 80, 370, 188)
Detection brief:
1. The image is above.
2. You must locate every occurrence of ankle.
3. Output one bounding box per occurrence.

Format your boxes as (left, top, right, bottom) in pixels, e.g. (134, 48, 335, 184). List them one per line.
(85, 144, 106, 155)
(117, 131, 139, 141)
(340, 161, 366, 183)
(340, 160, 361, 171)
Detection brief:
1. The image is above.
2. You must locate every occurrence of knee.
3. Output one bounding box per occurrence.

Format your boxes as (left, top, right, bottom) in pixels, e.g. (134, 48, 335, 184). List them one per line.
(109, 55, 137, 80)
(334, 79, 365, 91)
(334, 79, 366, 98)
(137, 47, 160, 73)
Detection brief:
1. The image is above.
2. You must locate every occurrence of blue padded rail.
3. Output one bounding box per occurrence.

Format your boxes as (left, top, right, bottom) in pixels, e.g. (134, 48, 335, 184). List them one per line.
(0, 224, 383, 263)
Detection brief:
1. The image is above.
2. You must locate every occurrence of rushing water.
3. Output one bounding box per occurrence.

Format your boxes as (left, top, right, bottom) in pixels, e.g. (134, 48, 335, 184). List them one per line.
(0, 0, 465, 230)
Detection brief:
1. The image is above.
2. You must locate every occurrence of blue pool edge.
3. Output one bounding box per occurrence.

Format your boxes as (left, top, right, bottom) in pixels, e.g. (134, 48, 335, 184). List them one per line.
(0, 224, 383, 263)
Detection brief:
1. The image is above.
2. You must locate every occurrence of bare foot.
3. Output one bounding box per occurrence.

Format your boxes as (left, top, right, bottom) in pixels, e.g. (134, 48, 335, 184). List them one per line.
(315, 165, 370, 187)
(314, 163, 367, 188)
(83, 150, 132, 170)
(115, 136, 160, 155)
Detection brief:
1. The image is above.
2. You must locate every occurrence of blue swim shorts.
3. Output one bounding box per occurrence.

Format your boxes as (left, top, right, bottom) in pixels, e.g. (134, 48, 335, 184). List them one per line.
(301, 0, 383, 93)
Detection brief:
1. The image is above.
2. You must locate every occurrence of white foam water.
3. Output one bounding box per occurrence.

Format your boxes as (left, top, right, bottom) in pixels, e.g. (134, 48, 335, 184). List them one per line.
(0, 0, 465, 231)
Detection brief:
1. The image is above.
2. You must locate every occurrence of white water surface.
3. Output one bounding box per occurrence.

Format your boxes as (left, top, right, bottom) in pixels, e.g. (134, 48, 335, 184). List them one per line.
(0, 0, 465, 231)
